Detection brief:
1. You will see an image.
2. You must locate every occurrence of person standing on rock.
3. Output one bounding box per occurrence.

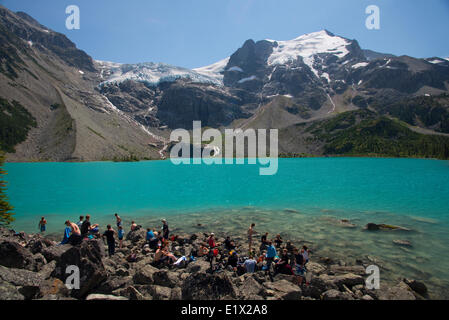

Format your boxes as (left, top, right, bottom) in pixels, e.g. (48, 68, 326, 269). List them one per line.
(161, 219, 169, 240)
(38, 217, 47, 234)
(247, 223, 255, 254)
(102, 224, 116, 256)
(265, 241, 277, 281)
(293, 247, 305, 286)
(118, 225, 125, 249)
(77, 216, 84, 229)
(115, 213, 122, 228)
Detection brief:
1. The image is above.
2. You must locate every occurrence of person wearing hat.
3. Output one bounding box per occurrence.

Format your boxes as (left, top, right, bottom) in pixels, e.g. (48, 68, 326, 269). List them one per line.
(208, 233, 216, 249)
(161, 219, 169, 240)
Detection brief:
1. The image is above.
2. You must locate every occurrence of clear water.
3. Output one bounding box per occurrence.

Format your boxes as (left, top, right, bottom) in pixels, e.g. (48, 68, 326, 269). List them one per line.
(4, 158, 449, 298)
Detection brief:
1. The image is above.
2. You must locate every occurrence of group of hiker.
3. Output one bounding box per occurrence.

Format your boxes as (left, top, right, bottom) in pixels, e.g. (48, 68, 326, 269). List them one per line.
(41, 215, 310, 287)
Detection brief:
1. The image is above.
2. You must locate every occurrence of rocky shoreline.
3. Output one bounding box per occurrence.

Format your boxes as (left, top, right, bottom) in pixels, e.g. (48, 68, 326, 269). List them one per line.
(0, 226, 429, 301)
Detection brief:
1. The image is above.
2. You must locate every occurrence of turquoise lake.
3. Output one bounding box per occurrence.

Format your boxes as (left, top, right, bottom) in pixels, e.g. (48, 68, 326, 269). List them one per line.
(4, 158, 449, 298)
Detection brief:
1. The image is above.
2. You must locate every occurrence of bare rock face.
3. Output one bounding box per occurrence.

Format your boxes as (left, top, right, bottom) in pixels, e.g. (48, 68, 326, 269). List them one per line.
(376, 281, 416, 300)
(0, 280, 25, 300)
(182, 273, 237, 300)
(0, 240, 36, 270)
(51, 239, 107, 299)
(263, 280, 302, 300)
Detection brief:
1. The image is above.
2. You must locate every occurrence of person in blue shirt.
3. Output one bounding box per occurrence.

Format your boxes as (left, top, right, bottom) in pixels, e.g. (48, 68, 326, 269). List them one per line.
(118, 225, 125, 249)
(146, 228, 155, 242)
(265, 241, 277, 280)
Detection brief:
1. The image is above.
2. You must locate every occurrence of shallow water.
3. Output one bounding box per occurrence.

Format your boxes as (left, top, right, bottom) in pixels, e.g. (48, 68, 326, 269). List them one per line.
(4, 158, 449, 298)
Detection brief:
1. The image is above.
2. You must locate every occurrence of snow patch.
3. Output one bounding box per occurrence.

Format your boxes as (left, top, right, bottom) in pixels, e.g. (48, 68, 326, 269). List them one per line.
(238, 75, 258, 84)
(352, 62, 369, 69)
(193, 57, 230, 85)
(78, 70, 85, 75)
(227, 66, 244, 72)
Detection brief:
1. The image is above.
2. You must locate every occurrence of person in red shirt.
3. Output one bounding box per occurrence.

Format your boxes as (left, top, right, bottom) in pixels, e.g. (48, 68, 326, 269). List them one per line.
(208, 233, 216, 248)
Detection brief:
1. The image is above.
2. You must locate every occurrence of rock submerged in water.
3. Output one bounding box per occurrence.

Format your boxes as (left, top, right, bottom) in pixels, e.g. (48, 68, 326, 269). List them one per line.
(393, 240, 412, 247)
(366, 223, 411, 232)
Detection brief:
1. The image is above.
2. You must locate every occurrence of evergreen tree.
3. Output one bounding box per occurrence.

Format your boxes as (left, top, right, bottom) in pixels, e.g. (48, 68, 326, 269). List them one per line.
(0, 152, 14, 226)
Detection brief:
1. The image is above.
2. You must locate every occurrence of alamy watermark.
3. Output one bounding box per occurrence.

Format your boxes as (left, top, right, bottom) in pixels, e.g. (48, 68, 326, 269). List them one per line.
(66, 5, 80, 30)
(65, 265, 80, 290)
(169, 121, 279, 176)
(366, 5, 380, 30)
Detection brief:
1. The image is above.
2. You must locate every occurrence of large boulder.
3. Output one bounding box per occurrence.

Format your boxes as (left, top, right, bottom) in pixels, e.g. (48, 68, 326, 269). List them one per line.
(96, 276, 133, 293)
(153, 270, 180, 288)
(182, 273, 237, 300)
(0, 265, 45, 299)
(0, 280, 25, 300)
(126, 228, 146, 243)
(149, 285, 172, 300)
(403, 279, 427, 297)
(322, 289, 354, 300)
(263, 280, 302, 300)
(42, 244, 72, 263)
(133, 265, 159, 285)
(238, 275, 264, 300)
(376, 281, 416, 300)
(86, 294, 128, 301)
(0, 240, 35, 270)
(52, 239, 107, 299)
(185, 260, 211, 274)
(333, 273, 365, 289)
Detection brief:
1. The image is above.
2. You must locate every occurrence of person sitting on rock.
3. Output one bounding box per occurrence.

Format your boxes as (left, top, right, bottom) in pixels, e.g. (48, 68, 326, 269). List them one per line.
(301, 245, 310, 267)
(243, 255, 257, 273)
(130, 221, 138, 232)
(275, 248, 293, 275)
(265, 241, 277, 280)
(226, 251, 239, 271)
(81, 215, 99, 238)
(274, 234, 283, 249)
(65, 220, 82, 245)
(224, 236, 234, 251)
(197, 243, 209, 257)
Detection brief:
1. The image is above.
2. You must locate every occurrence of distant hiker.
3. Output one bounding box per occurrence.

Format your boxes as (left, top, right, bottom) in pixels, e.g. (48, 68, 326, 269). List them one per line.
(118, 225, 125, 249)
(102, 224, 116, 256)
(301, 245, 310, 266)
(130, 221, 138, 231)
(65, 220, 82, 245)
(38, 217, 47, 233)
(265, 241, 277, 280)
(260, 232, 269, 251)
(274, 234, 283, 248)
(247, 223, 255, 254)
(243, 255, 257, 273)
(293, 247, 305, 286)
(161, 219, 169, 240)
(208, 233, 217, 248)
(115, 213, 122, 228)
(77, 216, 84, 229)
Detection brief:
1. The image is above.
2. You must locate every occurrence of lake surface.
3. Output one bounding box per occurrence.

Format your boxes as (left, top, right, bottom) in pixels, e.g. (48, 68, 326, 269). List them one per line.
(4, 158, 449, 298)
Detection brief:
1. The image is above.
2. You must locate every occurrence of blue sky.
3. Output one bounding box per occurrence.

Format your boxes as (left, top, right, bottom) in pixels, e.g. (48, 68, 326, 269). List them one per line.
(1, 0, 449, 68)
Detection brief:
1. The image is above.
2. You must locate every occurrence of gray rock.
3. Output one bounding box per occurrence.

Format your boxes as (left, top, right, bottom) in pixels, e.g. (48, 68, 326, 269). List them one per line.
(333, 273, 365, 289)
(0, 240, 35, 270)
(149, 285, 172, 300)
(322, 289, 354, 300)
(376, 282, 416, 300)
(133, 265, 159, 285)
(153, 269, 179, 288)
(51, 239, 107, 299)
(0, 279, 25, 300)
(403, 279, 428, 296)
(238, 275, 263, 299)
(86, 294, 128, 300)
(182, 273, 237, 300)
(263, 280, 302, 300)
(42, 244, 72, 263)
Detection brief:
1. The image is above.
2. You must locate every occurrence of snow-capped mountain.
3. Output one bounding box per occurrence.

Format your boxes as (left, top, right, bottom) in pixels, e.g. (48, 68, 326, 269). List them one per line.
(97, 61, 225, 87)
